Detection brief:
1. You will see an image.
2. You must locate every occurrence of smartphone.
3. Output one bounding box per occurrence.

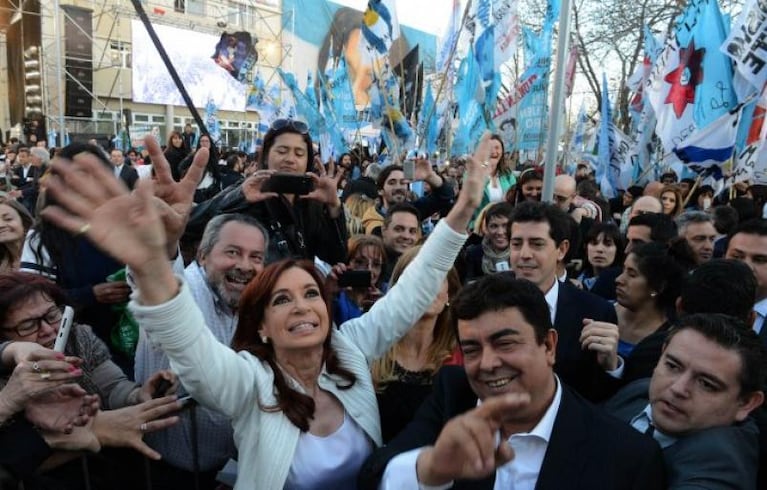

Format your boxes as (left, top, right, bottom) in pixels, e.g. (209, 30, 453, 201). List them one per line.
(703, 197, 712, 210)
(53, 306, 74, 353)
(263, 173, 315, 195)
(337, 270, 372, 288)
(403, 159, 415, 180)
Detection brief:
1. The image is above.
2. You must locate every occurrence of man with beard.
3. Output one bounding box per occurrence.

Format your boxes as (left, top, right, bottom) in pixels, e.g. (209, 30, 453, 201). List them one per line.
(361, 161, 454, 236)
(134, 213, 267, 489)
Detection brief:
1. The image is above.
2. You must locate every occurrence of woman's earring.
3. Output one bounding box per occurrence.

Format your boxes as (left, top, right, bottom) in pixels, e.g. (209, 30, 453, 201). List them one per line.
(650, 291, 658, 297)
(261, 335, 269, 344)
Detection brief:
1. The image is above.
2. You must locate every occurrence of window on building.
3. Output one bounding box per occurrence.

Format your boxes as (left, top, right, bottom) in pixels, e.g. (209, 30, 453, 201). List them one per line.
(109, 40, 131, 69)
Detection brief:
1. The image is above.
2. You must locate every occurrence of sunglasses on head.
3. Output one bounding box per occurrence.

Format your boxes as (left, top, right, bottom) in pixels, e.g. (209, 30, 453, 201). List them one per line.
(270, 118, 309, 135)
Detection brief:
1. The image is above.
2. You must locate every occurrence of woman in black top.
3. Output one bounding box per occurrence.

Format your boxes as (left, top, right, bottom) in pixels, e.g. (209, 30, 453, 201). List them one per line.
(184, 119, 348, 265)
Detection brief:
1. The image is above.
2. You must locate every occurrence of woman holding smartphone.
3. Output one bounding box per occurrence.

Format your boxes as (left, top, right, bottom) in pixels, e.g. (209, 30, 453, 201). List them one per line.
(183, 119, 349, 265)
(0, 272, 177, 409)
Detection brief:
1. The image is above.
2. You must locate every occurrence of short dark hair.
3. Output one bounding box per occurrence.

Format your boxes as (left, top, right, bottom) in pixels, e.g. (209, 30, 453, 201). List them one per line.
(666, 314, 767, 397)
(630, 241, 694, 311)
(509, 201, 572, 246)
(383, 203, 420, 229)
(483, 202, 513, 225)
(680, 259, 757, 321)
(376, 164, 404, 190)
(259, 124, 313, 169)
(729, 197, 758, 223)
(628, 213, 678, 245)
(729, 218, 767, 240)
(451, 273, 551, 344)
(712, 205, 739, 235)
(584, 222, 624, 269)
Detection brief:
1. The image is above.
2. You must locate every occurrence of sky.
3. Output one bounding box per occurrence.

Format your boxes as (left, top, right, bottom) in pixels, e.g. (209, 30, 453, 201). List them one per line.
(332, 0, 456, 36)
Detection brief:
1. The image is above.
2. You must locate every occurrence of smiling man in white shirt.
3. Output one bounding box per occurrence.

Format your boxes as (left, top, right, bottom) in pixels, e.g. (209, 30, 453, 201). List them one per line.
(357, 274, 665, 490)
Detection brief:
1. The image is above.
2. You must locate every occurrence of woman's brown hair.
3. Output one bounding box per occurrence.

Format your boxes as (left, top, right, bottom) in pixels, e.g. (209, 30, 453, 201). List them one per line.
(0, 271, 67, 332)
(660, 185, 684, 217)
(0, 199, 33, 272)
(231, 259, 357, 432)
(371, 246, 461, 390)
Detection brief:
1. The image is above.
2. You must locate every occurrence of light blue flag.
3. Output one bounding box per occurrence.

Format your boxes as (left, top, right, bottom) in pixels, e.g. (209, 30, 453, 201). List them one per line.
(597, 73, 620, 198)
(418, 83, 439, 154)
(326, 57, 358, 132)
(306, 71, 317, 109)
(451, 54, 486, 156)
(570, 102, 587, 154)
(691, 0, 736, 129)
(361, 0, 399, 55)
(277, 68, 326, 141)
(516, 26, 552, 151)
(204, 99, 221, 144)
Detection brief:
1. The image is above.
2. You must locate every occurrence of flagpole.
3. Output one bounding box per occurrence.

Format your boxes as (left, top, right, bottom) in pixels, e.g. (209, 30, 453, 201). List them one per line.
(542, 0, 572, 203)
(682, 174, 703, 208)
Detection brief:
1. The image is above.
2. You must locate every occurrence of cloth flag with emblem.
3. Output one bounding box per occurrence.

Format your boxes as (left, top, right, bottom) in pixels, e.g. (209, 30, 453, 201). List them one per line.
(646, 0, 736, 153)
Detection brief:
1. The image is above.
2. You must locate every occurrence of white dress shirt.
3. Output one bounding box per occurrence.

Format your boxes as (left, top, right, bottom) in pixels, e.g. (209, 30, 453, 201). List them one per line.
(379, 378, 563, 490)
(114, 164, 123, 178)
(752, 297, 767, 336)
(543, 279, 560, 325)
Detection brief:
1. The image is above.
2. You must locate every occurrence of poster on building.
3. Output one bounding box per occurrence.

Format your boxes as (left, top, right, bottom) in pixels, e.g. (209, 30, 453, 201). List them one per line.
(281, 0, 437, 111)
(131, 20, 248, 111)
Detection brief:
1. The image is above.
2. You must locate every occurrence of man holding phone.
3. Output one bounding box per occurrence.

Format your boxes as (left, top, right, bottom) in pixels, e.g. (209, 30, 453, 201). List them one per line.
(361, 157, 454, 236)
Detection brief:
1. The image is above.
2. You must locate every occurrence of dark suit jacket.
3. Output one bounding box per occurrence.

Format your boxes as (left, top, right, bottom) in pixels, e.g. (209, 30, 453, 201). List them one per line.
(553, 281, 619, 401)
(117, 164, 139, 190)
(605, 378, 760, 490)
(10, 164, 44, 212)
(359, 366, 665, 490)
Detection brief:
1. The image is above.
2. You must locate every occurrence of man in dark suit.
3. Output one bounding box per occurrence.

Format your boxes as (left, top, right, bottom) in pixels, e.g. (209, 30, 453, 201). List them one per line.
(605, 314, 765, 490)
(110, 148, 139, 190)
(725, 219, 767, 347)
(9, 146, 44, 214)
(358, 275, 665, 489)
(509, 201, 621, 401)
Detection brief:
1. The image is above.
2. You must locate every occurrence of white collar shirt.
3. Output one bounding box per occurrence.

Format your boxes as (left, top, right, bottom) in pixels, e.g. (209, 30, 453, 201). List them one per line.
(492, 376, 563, 490)
(753, 298, 767, 335)
(543, 279, 560, 325)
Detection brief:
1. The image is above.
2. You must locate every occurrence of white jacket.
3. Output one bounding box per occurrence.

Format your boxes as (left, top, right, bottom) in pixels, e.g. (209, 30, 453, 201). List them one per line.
(129, 220, 467, 489)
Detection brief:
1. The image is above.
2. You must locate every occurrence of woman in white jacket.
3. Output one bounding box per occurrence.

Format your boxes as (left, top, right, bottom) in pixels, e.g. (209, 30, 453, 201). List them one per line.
(40, 133, 492, 489)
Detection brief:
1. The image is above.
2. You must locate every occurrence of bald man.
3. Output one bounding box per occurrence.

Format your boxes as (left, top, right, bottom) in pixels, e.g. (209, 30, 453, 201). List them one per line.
(620, 195, 663, 234)
(643, 181, 664, 198)
(554, 174, 596, 224)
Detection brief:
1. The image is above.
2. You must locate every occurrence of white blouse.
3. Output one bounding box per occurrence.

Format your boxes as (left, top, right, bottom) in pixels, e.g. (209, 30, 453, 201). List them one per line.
(284, 411, 372, 490)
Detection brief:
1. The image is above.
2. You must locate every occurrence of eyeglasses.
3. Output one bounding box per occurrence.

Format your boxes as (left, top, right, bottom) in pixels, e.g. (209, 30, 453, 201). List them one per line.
(269, 119, 309, 135)
(1, 306, 64, 338)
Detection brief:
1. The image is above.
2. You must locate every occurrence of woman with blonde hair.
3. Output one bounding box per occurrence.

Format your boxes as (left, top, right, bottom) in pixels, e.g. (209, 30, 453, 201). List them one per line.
(344, 193, 376, 235)
(372, 245, 462, 443)
(660, 185, 683, 217)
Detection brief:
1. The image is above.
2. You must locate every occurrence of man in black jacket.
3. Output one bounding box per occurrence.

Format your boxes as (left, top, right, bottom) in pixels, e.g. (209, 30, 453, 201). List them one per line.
(358, 275, 665, 489)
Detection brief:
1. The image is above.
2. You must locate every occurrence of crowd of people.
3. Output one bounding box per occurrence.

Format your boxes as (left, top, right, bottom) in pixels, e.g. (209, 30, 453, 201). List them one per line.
(0, 120, 765, 490)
